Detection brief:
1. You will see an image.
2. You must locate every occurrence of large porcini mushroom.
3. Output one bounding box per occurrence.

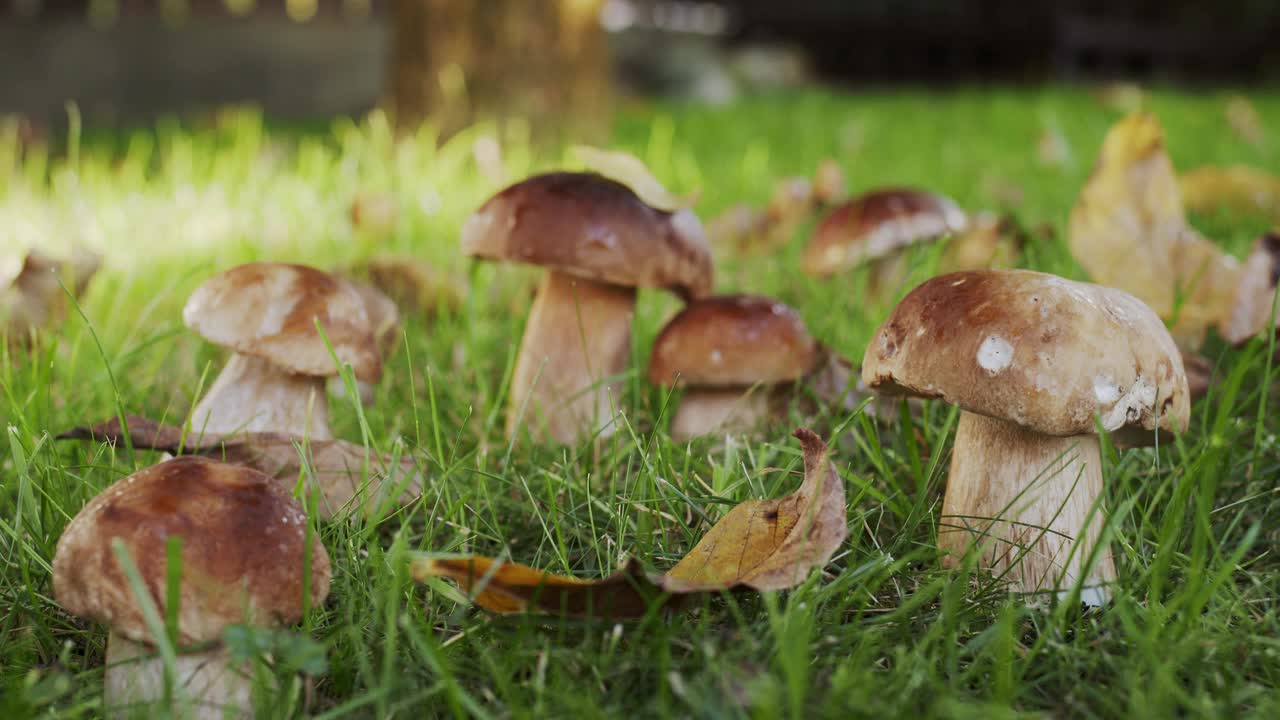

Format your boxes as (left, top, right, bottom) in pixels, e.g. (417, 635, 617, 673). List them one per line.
(648, 295, 818, 440)
(802, 188, 968, 300)
(863, 270, 1189, 603)
(184, 262, 382, 440)
(1219, 231, 1280, 346)
(462, 171, 713, 444)
(52, 456, 331, 718)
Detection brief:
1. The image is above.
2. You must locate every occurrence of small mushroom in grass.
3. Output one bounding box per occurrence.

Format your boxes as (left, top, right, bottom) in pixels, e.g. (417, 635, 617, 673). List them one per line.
(812, 159, 847, 208)
(463, 172, 713, 444)
(1219, 231, 1280, 347)
(52, 456, 331, 718)
(184, 263, 382, 440)
(2, 247, 101, 343)
(863, 270, 1189, 603)
(648, 295, 818, 440)
(802, 188, 968, 301)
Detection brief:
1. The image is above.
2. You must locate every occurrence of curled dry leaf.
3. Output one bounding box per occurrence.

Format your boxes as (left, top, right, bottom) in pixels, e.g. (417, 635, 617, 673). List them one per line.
(1181, 165, 1280, 221)
(58, 416, 423, 520)
(1219, 231, 1280, 346)
(572, 145, 699, 211)
(410, 429, 847, 617)
(2, 247, 101, 343)
(1067, 112, 1239, 348)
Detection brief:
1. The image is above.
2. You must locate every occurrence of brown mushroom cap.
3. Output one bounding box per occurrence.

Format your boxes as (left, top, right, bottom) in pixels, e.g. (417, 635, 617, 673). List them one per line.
(52, 456, 331, 646)
(803, 188, 968, 277)
(461, 172, 714, 299)
(648, 294, 818, 387)
(184, 263, 382, 382)
(862, 270, 1189, 444)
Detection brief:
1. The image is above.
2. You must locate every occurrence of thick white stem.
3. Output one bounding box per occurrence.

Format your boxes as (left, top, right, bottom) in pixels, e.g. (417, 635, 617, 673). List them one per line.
(941, 411, 1116, 602)
(104, 632, 253, 720)
(508, 271, 635, 444)
(670, 387, 773, 442)
(191, 354, 332, 440)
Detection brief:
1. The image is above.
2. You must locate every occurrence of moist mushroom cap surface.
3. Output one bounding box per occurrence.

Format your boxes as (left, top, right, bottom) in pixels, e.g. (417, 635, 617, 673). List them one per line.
(461, 172, 714, 299)
(803, 187, 968, 276)
(52, 456, 331, 646)
(648, 294, 818, 387)
(184, 262, 382, 382)
(861, 270, 1189, 443)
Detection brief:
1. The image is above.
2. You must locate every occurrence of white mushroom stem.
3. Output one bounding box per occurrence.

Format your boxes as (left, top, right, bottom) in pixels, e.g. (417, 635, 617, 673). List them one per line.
(508, 271, 635, 444)
(940, 411, 1115, 604)
(868, 252, 910, 305)
(670, 387, 773, 442)
(191, 354, 332, 440)
(104, 632, 253, 720)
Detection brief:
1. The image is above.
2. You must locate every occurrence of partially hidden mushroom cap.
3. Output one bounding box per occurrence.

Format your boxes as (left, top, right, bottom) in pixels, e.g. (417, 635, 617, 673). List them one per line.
(184, 263, 383, 382)
(461, 172, 714, 300)
(862, 270, 1189, 444)
(802, 188, 968, 277)
(52, 456, 331, 646)
(648, 294, 818, 387)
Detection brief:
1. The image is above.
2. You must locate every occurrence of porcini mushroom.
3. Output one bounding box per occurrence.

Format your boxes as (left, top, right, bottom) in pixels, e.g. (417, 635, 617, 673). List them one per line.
(328, 278, 401, 405)
(184, 262, 382, 440)
(52, 456, 331, 718)
(648, 295, 818, 440)
(863, 270, 1189, 602)
(2, 246, 101, 343)
(802, 188, 968, 301)
(463, 171, 713, 444)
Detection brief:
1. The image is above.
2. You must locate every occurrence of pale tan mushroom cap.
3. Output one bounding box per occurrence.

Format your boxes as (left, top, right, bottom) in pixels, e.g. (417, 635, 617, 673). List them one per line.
(184, 263, 383, 382)
(461, 172, 714, 300)
(802, 188, 968, 277)
(52, 456, 331, 646)
(648, 294, 817, 387)
(862, 270, 1189, 443)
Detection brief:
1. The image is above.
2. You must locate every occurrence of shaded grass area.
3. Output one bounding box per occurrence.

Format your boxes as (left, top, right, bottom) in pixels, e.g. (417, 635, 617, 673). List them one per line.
(2, 87, 1279, 718)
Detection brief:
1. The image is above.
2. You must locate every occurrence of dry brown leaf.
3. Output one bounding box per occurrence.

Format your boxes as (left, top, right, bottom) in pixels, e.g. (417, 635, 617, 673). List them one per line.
(1181, 165, 1280, 221)
(939, 212, 1024, 273)
(2, 247, 101, 343)
(1219, 231, 1280, 346)
(572, 145, 699, 211)
(58, 416, 423, 520)
(411, 429, 847, 617)
(1067, 112, 1239, 348)
(1225, 95, 1265, 147)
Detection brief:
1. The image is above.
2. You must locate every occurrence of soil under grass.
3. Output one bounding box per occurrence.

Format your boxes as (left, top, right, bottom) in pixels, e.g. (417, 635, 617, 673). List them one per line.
(2, 87, 1278, 718)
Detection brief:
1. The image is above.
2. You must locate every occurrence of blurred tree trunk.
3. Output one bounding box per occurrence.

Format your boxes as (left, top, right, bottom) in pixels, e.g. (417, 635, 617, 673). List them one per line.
(389, 0, 610, 140)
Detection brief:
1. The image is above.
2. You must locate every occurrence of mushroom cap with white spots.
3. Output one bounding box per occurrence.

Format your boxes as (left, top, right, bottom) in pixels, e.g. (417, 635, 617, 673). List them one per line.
(861, 270, 1189, 444)
(184, 262, 383, 382)
(802, 188, 967, 277)
(648, 294, 818, 388)
(461, 172, 714, 300)
(52, 456, 331, 646)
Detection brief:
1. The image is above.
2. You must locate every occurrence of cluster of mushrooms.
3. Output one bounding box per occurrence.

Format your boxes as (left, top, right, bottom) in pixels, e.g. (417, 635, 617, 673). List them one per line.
(35, 143, 1276, 717)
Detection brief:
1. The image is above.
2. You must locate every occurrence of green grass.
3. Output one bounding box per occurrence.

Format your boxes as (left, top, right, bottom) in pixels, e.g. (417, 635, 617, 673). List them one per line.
(3, 86, 1279, 718)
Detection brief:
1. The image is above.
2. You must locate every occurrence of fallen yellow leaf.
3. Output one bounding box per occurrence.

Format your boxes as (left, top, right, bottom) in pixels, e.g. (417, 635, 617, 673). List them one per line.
(411, 428, 847, 617)
(1067, 112, 1239, 347)
(1225, 95, 1265, 147)
(1181, 165, 1280, 221)
(1219, 231, 1280, 346)
(572, 145, 699, 211)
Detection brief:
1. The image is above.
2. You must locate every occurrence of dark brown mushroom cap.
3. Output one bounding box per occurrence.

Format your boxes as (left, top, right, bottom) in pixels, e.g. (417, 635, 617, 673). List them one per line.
(862, 270, 1189, 444)
(184, 263, 383, 382)
(802, 188, 968, 277)
(648, 294, 818, 387)
(461, 172, 714, 299)
(52, 456, 331, 646)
